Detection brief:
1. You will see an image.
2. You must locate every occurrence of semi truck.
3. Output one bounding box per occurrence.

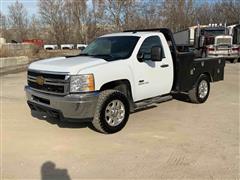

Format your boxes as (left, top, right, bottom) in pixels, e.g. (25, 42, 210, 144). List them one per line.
(206, 35, 239, 63)
(25, 28, 225, 134)
(174, 24, 231, 58)
(173, 25, 207, 47)
(228, 24, 240, 62)
(228, 24, 240, 45)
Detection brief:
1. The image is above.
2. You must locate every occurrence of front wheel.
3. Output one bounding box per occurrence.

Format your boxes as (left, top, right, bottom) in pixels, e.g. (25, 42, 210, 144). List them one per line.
(188, 74, 210, 103)
(202, 51, 207, 58)
(92, 90, 130, 134)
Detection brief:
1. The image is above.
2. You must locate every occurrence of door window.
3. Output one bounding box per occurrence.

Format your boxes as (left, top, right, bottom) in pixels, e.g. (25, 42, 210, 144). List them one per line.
(138, 36, 164, 61)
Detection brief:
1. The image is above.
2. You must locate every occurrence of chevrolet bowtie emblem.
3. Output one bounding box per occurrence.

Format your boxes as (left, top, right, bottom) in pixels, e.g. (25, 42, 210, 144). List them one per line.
(36, 76, 45, 85)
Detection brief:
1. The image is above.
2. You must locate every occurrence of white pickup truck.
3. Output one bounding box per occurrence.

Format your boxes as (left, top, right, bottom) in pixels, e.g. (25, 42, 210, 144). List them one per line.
(25, 28, 225, 133)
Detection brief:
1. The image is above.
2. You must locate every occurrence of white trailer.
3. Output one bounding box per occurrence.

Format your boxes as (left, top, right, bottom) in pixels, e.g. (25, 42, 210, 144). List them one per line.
(60, 44, 74, 50)
(76, 44, 87, 50)
(43, 44, 58, 50)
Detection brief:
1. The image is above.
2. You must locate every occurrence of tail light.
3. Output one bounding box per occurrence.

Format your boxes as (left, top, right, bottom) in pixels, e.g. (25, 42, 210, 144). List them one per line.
(208, 48, 214, 51)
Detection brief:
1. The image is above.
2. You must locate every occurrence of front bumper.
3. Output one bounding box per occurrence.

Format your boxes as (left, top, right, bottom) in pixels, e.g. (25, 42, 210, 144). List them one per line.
(25, 86, 99, 121)
(208, 53, 239, 59)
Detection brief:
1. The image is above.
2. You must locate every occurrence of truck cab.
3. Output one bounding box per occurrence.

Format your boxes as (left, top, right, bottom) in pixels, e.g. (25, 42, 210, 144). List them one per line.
(25, 28, 225, 134)
(207, 35, 239, 60)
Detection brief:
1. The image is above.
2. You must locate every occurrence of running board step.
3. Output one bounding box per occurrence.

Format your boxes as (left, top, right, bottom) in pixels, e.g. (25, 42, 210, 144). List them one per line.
(134, 95, 172, 109)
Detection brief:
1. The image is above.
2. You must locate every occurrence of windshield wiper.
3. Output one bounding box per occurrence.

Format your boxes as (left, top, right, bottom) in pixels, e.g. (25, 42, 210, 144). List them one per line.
(67, 53, 121, 61)
(79, 53, 90, 56)
(91, 54, 115, 61)
(65, 53, 89, 58)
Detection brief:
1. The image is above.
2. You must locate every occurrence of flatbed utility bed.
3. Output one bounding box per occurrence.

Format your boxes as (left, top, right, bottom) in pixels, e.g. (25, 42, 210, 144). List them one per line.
(174, 53, 225, 92)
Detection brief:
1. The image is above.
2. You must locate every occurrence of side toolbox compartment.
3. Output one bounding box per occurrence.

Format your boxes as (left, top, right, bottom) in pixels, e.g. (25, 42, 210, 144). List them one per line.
(193, 57, 225, 82)
(174, 52, 196, 92)
(213, 58, 225, 81)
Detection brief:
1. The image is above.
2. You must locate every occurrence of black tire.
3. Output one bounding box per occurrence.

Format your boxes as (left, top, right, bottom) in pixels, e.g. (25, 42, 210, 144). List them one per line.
(230, 59, 238, 63)
(202, 51, 207, 58)
(188, 74, 210, 104)
(92, 90, 130, 134)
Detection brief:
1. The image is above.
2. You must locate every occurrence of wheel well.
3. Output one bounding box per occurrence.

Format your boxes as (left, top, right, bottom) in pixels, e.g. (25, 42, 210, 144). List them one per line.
(46, 47, 53, 50)
(203, 72, 213, 82)
(100, 80, 133, 101)
(62, 47, 70, 50)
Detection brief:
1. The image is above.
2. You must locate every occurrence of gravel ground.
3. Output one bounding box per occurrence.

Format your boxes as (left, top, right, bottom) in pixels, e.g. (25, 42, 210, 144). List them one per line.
(1, 63, 239, 179)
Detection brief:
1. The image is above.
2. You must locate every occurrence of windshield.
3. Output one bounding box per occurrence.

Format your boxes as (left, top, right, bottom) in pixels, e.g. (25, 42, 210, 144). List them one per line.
(203, 30, 226, 36)
(81, 36, 140, 61)
(233, 28, 240, 44)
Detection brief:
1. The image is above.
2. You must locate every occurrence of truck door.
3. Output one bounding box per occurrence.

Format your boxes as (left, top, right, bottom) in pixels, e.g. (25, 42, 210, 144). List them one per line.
(133, 35, 173, 101)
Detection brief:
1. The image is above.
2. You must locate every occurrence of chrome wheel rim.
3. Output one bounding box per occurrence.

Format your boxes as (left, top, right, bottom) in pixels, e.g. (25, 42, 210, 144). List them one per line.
(198, 80, 208, 99)
(105, 100, 125, 127)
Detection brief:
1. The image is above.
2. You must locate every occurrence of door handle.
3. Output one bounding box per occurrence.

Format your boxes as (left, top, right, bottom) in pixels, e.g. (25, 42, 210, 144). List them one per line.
(161, 64, 169, 68)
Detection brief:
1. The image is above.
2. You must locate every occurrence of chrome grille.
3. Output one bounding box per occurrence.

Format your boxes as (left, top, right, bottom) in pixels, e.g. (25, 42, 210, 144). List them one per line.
(216, 38, 232, 45)
(27, 70, 69, 95)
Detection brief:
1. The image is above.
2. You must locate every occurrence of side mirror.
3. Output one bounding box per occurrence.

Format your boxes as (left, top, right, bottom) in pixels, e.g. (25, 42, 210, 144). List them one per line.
(137, 52, 144, 62)
(151, 46, 163, 61)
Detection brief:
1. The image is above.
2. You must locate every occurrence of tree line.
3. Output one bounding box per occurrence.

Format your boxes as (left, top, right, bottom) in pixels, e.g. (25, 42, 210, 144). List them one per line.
(0, 0, 240, 45)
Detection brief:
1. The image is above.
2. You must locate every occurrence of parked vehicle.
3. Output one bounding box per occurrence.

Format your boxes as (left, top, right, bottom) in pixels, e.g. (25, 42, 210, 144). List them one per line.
(76, 44, 87, 50)
(22, 39, 44, 47)
(44, 44, 58, 50)
(61, 44, 74, 50)
(174, 24, 229, 57)
(228, 24, 240, 45)
(25, 28, 225, 134)
(173, 25, 207, 47)
(228, 24, 240, 62)
(207, 35, 239, 62)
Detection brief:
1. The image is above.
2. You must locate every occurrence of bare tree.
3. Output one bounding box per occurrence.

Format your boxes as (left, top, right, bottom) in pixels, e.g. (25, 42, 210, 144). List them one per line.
(38, 0, 71, 44)
(0, 12, 7, 36)
(3, 0, 240, 45)
(65, 0, 88, 43)
(211, 0, 240, 24)
(161, 0, 196, 32)
(28, 15, 42, 39)
(8, 0, 28, 42)
(85, 0, 108, 42)
(102, 0, 136, 31)
(195, 2, 213, 25)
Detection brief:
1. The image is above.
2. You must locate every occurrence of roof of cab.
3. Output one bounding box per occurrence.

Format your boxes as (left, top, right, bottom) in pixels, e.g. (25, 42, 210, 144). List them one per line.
(100, 31, 162, 38)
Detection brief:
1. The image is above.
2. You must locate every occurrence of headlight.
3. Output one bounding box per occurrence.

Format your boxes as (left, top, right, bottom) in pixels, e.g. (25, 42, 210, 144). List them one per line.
(70, 74, 95, 93)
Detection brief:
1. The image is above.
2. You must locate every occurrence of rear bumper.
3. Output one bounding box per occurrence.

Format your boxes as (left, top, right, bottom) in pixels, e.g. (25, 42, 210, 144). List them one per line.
(25, 86, 99, 121)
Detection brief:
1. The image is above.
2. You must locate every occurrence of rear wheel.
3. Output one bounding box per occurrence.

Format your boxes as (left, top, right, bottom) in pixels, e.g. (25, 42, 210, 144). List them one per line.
(188, 74, 210, 103)
(92, 90, 130, 134)
(230, 59, 238, 63)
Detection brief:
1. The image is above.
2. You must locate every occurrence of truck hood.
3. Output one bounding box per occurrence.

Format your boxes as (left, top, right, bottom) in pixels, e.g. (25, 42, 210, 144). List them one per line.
(28, 56, 107, 74)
